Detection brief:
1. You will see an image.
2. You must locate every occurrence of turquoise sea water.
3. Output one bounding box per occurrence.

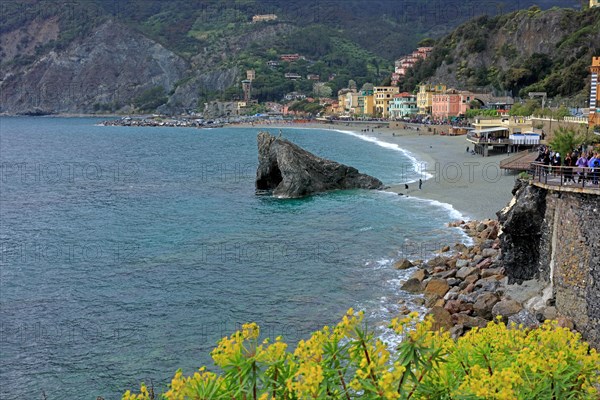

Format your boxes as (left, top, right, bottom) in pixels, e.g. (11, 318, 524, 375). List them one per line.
(0, 117, 469, 399)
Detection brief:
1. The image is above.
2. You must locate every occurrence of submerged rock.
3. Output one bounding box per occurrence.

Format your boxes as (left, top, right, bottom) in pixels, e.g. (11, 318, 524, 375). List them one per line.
(255, 132, 383, 198)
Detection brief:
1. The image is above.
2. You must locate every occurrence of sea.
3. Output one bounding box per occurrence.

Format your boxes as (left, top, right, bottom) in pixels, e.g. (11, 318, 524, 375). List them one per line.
(0, 117, 470, 399)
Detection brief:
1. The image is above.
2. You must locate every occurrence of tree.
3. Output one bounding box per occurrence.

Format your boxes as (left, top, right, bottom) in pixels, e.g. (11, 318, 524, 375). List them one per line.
(417, 37, 436, 47)
(549, 128, 584, 161)
(509, 100, 539, 116)
(313, 83, 332, 98)
(553, 105, 571, 120)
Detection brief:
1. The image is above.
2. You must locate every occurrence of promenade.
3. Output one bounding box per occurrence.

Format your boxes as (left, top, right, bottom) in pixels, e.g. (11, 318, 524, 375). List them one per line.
(530, 163, 600, 195)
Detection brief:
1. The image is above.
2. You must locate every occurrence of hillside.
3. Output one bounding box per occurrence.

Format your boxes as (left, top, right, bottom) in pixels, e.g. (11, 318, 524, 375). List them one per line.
(0, 0, 580, 115)
(400, 6, 600, 104)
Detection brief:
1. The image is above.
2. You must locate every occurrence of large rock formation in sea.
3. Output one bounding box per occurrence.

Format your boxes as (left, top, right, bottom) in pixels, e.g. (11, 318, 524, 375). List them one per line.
(255, 132, 383, 198)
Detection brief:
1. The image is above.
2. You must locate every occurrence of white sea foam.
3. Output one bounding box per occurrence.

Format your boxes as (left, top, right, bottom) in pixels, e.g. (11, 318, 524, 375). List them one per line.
(333, 129, 433, 182)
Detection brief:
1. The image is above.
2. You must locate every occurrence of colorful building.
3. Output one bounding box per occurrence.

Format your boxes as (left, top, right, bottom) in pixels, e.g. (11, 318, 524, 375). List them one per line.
(358, 89, 374, 116)
(431, 89, 476, 119)
(280, 54, 301, 62)
(335, 89, 359, 115)
(589, 56, 600, 128)
(389, 92, 418, 119)
(374, 86, 400, 118)
(417, 84, 446, 115)
(392, 47, 433, 85)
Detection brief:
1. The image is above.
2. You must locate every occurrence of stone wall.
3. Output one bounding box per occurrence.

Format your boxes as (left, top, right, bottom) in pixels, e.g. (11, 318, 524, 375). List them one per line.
(498, 180, 600, 347)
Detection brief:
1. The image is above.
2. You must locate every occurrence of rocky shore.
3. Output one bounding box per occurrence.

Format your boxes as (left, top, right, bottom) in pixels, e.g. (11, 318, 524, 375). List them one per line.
(396, 219, 574, 338)
(101, 116, 225, 128)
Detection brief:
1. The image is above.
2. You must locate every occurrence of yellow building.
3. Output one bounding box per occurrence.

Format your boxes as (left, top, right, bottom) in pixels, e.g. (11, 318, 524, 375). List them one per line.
(337, 89, 357, 115)
(589, 56, 600, 128)
(416, 84, 446, 115)
(374, 86, 400, 118)
(590, 0, 599, 8)
(360, 93, 375, 116)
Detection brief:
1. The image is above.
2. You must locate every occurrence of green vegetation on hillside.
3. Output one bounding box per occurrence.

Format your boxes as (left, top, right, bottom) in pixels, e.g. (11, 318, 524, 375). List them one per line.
(400, 6, 600, 101)
(0, 0, 585, 113)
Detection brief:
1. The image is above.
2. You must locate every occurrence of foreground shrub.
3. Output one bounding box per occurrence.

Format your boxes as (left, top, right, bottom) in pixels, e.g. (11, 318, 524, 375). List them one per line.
(124, 310, 599, 399)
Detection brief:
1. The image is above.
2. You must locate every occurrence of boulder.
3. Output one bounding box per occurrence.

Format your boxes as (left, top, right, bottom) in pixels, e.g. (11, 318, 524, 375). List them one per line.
(542, 306, 558, 321)
(481, 248, 498, 258)
(476, 258, 493, 270)
(401, 278, 423, 293)
(424, 278, 450, 297)
(394, 258, 413, 270)
(446, 278, 461, 287)
(427, 256, 448, 268)
(440, 245, 450, 253)
(413, 297, 426, 306)
(473, 293, 500, 319)
(453, 243, 468, 253)
(455, 259, 470, 268)
(463, 283, 476, 294)
(409, 269, 428, 282)
(444, 300, 462, 314)
(492, 299, 523, 319)
(508, 309, 539, 329)
(256, 132, 383, 198)
(427, 306, 453, 331)
(444, 291, 459, 301)
(449, 324, 465, 339)
(434, 269, 457, 280)
(481, 267, 505, 278)
(452, 313, 488, 329)
(456, 266, 478, 280)
(557, 316, 575, 330)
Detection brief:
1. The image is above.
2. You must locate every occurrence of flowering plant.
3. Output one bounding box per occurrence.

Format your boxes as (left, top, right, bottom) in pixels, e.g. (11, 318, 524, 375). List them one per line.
(124, 310, 599, 399)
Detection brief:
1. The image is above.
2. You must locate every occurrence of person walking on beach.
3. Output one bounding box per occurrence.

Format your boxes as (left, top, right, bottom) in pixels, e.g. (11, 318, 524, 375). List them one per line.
(418, 179, 422, 190)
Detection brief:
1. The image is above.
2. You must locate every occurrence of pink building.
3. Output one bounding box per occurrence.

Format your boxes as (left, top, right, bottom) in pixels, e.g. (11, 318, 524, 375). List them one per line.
(391, 47, 433, 84)
(432, 90, 474, 119)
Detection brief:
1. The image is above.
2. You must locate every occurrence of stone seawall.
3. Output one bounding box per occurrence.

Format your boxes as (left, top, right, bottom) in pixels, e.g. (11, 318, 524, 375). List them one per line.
(498, 180, 600, 347)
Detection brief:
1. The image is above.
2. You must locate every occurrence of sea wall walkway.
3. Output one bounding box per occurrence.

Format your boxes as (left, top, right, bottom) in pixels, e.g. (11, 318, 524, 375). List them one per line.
(530, 162, 600, 195)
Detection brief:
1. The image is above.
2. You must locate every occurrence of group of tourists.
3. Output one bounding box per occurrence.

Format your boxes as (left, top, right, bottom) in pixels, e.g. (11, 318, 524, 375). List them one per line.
(535, 146, 600, 185)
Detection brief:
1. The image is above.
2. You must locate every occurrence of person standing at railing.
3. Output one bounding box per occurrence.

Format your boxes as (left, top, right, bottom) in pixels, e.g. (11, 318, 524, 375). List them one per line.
(589, 152, 600, 185)
(552, 152, 561, 177)
(576, 153, 588, 184)
(542, 148, 551, 176)
(564, 152, 575, 184)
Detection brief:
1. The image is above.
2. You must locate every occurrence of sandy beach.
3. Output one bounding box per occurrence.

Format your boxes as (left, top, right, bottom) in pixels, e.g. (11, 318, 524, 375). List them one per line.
(236, 121, 518, 221)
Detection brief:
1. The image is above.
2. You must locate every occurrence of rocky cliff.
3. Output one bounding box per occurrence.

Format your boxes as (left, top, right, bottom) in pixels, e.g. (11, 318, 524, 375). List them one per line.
(498, 180, 600, 347)
(256, 132, 383, 198)
(0, 20, 189, 115)
(402, 7, 600, 99)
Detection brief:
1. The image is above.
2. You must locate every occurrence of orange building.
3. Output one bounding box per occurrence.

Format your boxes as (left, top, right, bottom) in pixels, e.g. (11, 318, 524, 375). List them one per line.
(589, 56, 600, 128)
(431, 89, 476, 119)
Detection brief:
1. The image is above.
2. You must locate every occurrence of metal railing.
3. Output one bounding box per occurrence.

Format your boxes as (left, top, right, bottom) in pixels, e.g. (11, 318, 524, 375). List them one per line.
(530, 162, 600, 190)
(466, 133, 511, 144)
